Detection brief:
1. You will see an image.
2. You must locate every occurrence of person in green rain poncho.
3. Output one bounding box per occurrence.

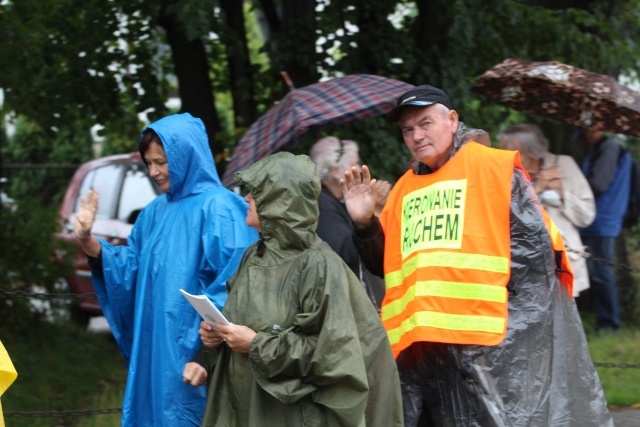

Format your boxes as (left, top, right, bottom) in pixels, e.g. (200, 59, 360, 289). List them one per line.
(197, 152, 403, 427)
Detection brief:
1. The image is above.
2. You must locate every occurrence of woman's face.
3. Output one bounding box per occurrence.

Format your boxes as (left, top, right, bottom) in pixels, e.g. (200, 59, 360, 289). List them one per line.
(145, 141, 170, 193)
(244, 193, 262, 232)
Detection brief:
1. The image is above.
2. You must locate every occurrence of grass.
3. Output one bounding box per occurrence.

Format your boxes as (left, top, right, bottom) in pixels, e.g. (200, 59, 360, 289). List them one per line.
(587, 328, 640, 408)
(1, 306, 638, 427)
(2, 320, 126, 427)
(581, 294, 640, 408)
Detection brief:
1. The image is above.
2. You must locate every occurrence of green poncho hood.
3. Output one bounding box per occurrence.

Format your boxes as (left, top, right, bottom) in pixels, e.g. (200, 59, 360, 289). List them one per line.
(235, 152, 321, 258)
(203, 152, 403, 427)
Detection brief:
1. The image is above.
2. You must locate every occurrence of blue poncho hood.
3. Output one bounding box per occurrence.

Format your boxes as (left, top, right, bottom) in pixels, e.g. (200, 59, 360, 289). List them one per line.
(146, 113, 220, 200)
(92, 113, 257, 426)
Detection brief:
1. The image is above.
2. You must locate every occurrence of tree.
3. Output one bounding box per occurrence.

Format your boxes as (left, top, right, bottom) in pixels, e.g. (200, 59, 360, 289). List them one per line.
(257, 0, 320, 89)
(0, 0, 167, 146)
(219, 0, 258, 130)
(2, 0, 640, 182)
(3, 0, 640, 329)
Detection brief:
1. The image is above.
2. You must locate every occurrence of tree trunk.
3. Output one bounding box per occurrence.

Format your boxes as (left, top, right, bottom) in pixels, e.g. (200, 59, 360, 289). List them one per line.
(158, 2, 223, 173)
(350, 3, 398, 76)
(281, 0, 319, 88)
(258, 0, 280, 34)
(256, 0, 318, 91)
(411, 0, 452, 84)
(220, 0, 258, 129)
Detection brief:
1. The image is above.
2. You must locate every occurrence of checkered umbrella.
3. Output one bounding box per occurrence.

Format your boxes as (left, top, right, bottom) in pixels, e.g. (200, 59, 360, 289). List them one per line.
(472, 58, 640, 137)
(221, 74, 414, 188)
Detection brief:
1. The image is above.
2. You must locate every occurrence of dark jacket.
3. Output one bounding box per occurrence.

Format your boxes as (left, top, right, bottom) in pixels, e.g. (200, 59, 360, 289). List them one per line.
(317, 185, 385, 311)
(317, 185, 361, 275)
(580, 136, 632, 237)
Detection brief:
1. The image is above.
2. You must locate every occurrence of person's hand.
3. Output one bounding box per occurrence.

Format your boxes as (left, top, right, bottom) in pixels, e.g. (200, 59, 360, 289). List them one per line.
(182, 361, 207, 386)
(199, 321, 226, 348)
(74, 189, 99, 242)
(535, 164, 564, 197)
(215, 323, 256, 354)
(372, 180, 392, 217)
(340, 165, 377, 229)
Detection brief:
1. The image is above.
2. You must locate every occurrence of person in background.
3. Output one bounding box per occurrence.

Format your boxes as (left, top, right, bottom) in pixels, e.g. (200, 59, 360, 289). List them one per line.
(498, 123, 595, 297)
(579, 128, 632, 332)
(340, 84, 612, 426)
(73, 113, 257, 426)
(198, 152, 404, 427)
(309, 136, 391, 310)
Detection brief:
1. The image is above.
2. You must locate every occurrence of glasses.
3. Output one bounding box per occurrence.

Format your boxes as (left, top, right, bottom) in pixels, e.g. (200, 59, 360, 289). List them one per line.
(335, 139, 345, 164)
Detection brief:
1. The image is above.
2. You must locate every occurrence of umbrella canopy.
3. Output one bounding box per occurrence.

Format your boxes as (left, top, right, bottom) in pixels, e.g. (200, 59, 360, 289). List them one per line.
(221, 74, 414, 187)
(472, 58, 640, 137)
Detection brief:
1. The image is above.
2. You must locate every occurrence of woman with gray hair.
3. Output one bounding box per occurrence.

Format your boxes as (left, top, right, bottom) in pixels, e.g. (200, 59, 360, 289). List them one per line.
(498, 123, 596, 296)
(310, 136, 391, 310)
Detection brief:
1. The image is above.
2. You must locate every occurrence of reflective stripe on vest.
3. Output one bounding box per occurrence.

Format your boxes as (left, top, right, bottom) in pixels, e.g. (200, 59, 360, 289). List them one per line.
(379, 142, 516, 357)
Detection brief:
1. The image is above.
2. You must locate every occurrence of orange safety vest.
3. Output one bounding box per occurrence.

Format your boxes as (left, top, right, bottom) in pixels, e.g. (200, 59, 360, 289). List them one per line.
(540, 207, 574, 297)
(379, 142, 573, 358)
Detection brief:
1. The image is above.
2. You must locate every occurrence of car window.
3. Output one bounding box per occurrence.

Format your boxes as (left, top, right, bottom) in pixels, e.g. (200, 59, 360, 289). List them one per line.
(118, 166, 158, 223)
(75, 164, 123, 219)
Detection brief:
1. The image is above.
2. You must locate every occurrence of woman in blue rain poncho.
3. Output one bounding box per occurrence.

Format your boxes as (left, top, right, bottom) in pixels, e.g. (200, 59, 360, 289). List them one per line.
(73, 113, 257, 426)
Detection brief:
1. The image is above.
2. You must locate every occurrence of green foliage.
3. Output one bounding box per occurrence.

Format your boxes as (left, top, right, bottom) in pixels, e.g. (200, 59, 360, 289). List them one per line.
(1, 115, 93, 206)
(289, 0, 640, 179)
(167, 0, 216, 42)
(0, 0, 170, 151)
(348, 118, 411, 182)
(587, 328, 640, 406)
(0, 198, 73, 333)
(4, 0, 640, 182)
(319, 0, 405, 77)
(244, 2, 271, 73)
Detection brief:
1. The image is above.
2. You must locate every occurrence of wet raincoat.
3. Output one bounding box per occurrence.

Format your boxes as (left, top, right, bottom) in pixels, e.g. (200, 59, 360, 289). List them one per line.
(202, 152, 403, 427)
(91, 113, 258, 426)
(0, 340, 17, 427)
(355, 126, 612, 426)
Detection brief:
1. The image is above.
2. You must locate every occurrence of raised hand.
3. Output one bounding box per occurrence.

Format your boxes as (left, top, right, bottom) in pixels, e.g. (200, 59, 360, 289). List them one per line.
(340, 165, 377, 229)
(372, 179, 392, 217)
(74, 189, 99, 242)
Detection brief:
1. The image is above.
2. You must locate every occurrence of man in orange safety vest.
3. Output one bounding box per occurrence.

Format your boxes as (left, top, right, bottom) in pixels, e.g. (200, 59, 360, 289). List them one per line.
(340, 84, 611, 427)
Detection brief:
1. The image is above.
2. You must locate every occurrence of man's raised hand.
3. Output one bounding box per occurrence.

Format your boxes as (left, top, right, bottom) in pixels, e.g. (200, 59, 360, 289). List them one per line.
(340, 165, 377, 229)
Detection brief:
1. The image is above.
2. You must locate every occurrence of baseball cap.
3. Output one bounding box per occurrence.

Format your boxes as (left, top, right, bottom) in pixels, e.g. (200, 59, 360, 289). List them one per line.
(387, 84, 453, 122)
